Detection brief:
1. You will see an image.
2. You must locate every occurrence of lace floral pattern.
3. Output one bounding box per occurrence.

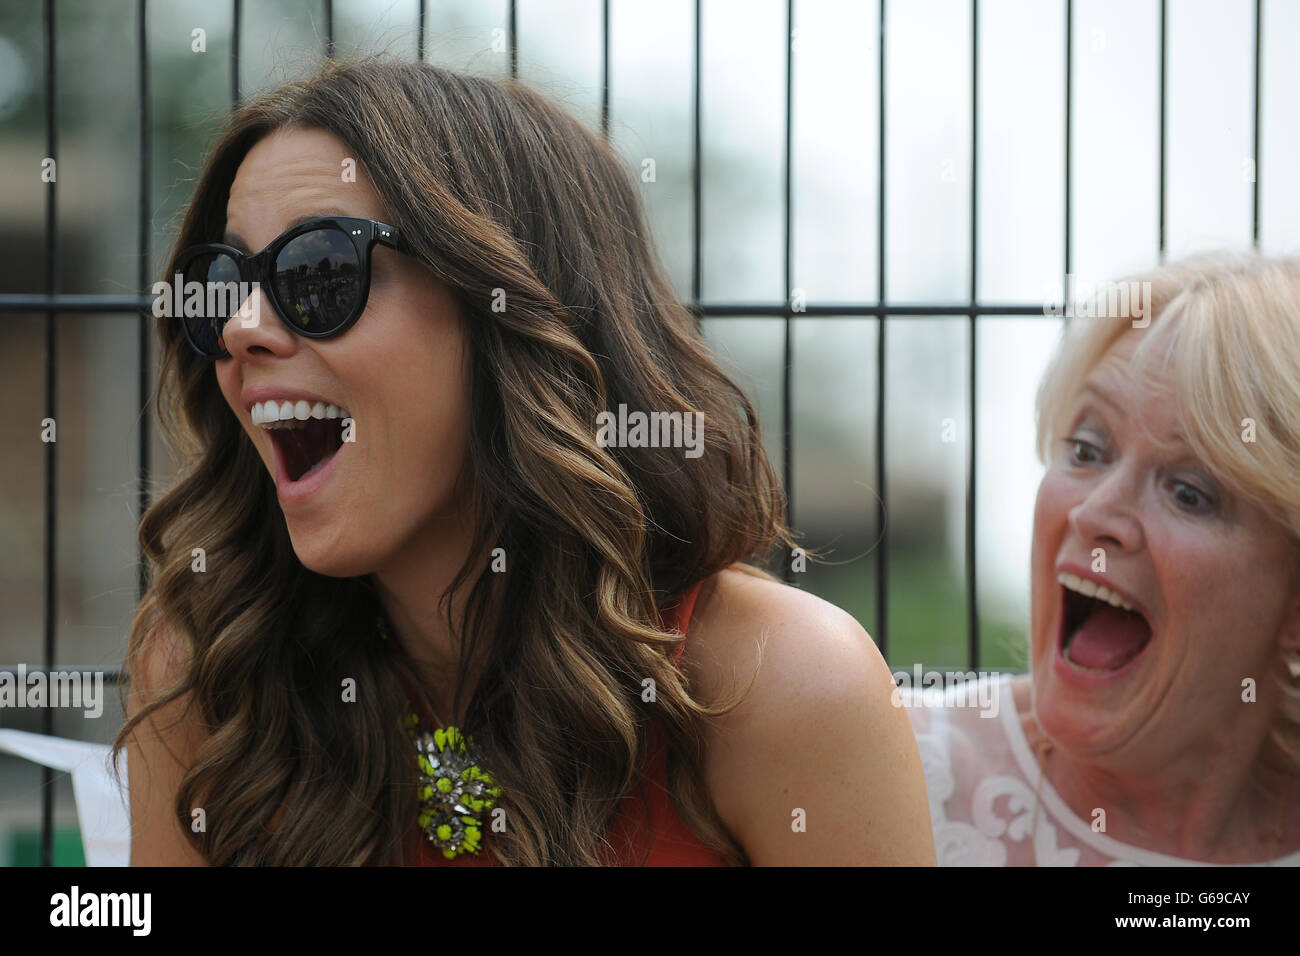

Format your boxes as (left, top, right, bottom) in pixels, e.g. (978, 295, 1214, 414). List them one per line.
(903, 674, 1300, 867)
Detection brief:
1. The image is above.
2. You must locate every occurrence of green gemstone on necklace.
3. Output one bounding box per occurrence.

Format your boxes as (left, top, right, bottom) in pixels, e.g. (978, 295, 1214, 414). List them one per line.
(384, 615, 502, 859)
(405, 711, 502, 859)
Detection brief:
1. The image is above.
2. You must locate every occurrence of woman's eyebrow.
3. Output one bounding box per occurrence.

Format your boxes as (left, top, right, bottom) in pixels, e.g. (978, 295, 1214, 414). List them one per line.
(1080, 380, 1195, 449)
(1078, 382, 1120, 412)
(221, 210, 355, 252)
(222, 229, 250, 252)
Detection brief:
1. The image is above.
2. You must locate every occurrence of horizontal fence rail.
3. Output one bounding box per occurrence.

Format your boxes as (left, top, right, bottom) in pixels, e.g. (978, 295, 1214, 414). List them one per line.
(0, 295, 1067, 316)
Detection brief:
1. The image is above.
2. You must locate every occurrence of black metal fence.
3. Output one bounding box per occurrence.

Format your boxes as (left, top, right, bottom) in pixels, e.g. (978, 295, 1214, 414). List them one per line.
(0, 0, 1266, 867)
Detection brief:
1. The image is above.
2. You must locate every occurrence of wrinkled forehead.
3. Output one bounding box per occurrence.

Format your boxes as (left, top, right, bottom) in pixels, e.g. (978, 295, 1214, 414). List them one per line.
(1074, 330, 1188, 446)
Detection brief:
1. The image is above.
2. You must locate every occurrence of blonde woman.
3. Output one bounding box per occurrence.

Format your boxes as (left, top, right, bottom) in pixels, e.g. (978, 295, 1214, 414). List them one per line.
(904, 252, 1300, 865)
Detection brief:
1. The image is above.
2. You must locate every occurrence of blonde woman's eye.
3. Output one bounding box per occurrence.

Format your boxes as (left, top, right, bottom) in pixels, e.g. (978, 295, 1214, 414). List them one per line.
(1168, 479, 1215, 514)
(1064, 437, 1103, 466)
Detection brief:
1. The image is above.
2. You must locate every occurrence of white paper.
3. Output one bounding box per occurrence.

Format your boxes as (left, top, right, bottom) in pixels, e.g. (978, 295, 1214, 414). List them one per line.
(0, 730, 130, 867)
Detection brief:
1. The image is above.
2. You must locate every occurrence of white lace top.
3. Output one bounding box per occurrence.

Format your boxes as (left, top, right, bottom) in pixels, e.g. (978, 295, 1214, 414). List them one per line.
(900, 673, 1300, 866)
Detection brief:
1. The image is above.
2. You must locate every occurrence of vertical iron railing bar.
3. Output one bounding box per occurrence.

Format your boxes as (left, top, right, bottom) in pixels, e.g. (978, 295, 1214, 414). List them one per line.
(509, 0, 517, 79)
(966, 0, 978, 670)
(1064, 0, 1072, 288)
(874, 0, 888, 656)
(1158, 0, 1166, 263)
(1252, 0, 1261, 249)
(781, 0, 794, 583)
(41, 0, 59, 869)
(324, 0, 334, 59)
(600, 0, 610, 139)
(137, 0, 151, 603)
(418, 0, 425, 61)
(691, 0, 702, 324)
(232, 0, 241, 106)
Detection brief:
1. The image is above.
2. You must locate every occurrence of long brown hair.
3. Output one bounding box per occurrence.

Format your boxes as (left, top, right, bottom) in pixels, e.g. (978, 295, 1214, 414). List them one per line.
(113, 57, 791, 865)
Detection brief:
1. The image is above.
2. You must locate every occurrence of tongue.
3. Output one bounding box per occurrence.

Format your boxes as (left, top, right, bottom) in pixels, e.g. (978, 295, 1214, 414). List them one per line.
(1066, 603, 1151, 671)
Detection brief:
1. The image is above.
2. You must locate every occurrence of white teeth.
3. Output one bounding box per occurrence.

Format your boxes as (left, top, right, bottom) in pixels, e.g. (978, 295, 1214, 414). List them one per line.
(250, 399, 350, 429)
(1095, 585, 1123, 608)
(1057, 572, 1137, 613)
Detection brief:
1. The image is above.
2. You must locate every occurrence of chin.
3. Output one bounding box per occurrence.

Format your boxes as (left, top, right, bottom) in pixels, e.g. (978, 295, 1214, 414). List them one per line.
(1031, 670, 1125, 756)
(284, 522, 380, 579)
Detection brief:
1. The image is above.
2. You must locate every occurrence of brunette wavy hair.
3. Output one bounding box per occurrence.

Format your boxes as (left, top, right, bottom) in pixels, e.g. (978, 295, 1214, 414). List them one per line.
(111, 57, 792, 865)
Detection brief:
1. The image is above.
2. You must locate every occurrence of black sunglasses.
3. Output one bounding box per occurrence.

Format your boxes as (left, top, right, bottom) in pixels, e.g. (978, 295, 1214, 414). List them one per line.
(175, 216, 410, 359)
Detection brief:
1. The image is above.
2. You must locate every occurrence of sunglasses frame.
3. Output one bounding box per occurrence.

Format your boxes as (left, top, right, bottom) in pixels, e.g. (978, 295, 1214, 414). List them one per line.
(175, 216, 409, 359)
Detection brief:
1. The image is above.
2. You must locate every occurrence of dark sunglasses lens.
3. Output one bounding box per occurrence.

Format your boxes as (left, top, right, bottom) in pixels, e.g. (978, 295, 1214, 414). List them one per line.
(182, 251, 241, 357)
(271, 228, 362, 335)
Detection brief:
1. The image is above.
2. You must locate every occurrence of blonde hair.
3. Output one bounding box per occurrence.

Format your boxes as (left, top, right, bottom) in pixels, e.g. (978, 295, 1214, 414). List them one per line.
(1034, 250, 1300, 766)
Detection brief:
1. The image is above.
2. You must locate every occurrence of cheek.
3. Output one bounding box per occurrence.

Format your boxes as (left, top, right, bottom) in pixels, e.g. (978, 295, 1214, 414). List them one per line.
(1153, 525, 1273, 661)
(362, 336, 471, 504)
(376, 395, 470, 535)
(1030, 476, 1065, 639)
(348, 270, 472, 513)
(215, 362, 238, 408)
(1031, 471, 1071, 561)
(214, 363, 250, 436)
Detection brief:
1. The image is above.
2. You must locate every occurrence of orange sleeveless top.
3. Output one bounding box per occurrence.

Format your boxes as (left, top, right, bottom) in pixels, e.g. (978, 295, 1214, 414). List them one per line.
(403, 579, 729, 866)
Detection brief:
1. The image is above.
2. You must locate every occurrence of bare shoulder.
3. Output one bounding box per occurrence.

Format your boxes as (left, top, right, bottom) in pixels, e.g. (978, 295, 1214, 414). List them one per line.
(123, 616, 210, 866)
(680, 568, 936, 865)
(683, 569, 882, 711)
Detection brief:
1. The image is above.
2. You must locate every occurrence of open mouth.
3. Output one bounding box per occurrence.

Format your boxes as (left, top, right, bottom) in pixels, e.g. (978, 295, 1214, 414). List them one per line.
(268, 419, 344, 482)
(1059, 573, 1153, 672)
(252, 400, 348, 483)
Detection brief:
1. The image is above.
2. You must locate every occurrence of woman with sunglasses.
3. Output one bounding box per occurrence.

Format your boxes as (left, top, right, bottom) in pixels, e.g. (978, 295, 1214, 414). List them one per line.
(115, 58, 935, 866)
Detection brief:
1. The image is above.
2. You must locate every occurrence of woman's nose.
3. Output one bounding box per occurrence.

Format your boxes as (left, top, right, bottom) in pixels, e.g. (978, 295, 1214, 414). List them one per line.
(1068, 468, 1144, 555)
(218, 285, 298, 359)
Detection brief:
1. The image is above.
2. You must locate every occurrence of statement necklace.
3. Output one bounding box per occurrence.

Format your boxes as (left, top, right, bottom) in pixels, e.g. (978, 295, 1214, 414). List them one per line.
(378, 616, 503, 860)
